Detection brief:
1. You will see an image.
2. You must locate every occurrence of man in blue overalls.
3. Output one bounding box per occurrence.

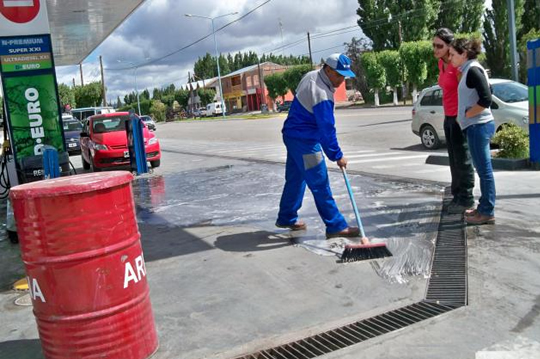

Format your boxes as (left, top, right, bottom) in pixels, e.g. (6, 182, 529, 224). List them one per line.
(276, 53, 360, 239)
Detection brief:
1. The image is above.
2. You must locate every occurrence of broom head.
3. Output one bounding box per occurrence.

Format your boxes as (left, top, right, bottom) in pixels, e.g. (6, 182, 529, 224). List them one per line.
(340, 242, 393, 263)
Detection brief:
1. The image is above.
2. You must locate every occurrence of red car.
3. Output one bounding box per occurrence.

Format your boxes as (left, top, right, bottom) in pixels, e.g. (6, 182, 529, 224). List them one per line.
(80, 112, 161, 171)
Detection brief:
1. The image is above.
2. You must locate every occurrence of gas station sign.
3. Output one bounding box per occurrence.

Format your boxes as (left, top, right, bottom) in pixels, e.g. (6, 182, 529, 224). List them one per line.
(0, 34, 52, 72)
(0, 0, 66, 183)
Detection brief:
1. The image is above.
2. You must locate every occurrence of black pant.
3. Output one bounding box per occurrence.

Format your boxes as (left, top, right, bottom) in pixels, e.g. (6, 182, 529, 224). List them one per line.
(444, 115, 475, 206)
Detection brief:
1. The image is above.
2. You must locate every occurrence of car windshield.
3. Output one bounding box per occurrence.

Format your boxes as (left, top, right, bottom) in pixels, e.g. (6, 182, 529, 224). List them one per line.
(140, 116, 151, 122)
(93, 116, 129, 133)
(492, 81, 528, 103)
(63, 121, 82, 132)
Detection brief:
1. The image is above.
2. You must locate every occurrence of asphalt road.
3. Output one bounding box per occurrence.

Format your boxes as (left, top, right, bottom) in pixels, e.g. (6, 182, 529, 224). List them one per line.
(155, 107, 450, 184)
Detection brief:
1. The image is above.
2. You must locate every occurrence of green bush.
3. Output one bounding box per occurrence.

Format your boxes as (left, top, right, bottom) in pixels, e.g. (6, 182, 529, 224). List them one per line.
(492, 123, 529, 159)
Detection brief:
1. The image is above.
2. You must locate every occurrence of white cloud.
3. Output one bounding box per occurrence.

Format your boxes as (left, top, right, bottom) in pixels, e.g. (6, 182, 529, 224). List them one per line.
(56, 0, 364, 104)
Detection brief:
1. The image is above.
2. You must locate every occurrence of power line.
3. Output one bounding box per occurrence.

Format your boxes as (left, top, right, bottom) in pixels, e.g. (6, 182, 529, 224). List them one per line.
(106, 0, 271, 72)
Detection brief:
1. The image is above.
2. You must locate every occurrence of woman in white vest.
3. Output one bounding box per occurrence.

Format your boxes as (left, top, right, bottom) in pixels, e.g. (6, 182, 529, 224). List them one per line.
(448, 38, 496, 225)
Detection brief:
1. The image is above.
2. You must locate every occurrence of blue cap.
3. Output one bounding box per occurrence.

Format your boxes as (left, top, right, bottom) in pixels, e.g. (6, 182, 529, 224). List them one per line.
(324, 53, 356, 78)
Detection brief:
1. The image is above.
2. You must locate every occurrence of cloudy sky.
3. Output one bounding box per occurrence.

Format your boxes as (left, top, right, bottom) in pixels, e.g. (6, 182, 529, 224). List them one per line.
(55, 0, 366, 104)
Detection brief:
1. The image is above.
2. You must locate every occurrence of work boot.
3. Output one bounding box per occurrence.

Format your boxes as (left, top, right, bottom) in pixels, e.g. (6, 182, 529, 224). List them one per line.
(464, 208, 478, 217)
(326, 226, 360, 239)
(275, 221, 307, 231)
(465, 213, 495, 225)
(447, 202, 475, 214)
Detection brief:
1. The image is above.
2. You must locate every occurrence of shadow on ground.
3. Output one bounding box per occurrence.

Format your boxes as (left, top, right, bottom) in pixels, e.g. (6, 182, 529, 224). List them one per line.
(0, 339, 43, 359)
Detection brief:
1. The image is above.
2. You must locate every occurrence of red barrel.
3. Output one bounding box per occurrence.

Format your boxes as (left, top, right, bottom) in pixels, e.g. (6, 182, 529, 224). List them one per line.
(10, 172, 158, 359)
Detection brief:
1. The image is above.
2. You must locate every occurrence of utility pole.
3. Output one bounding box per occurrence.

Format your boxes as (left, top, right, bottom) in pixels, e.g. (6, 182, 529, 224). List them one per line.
(279, 18, 284, 56)
(99, 56, 107, 106)
(307, 32, 313, 68)
(79, 63, 84, 86)
(507, 0, 518, 81)
(72, 78, 76, 88)
(398, 20, 406, 105)
(257, 58, 265, 110)
(188, 71, 195, 113)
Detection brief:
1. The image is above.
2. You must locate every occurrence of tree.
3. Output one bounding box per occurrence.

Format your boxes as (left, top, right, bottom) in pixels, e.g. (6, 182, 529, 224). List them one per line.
(418, 40, 438, 87)
(264, 73, 288, 104)
(357, 0, 398, 50)
(57, 83, 76, 110)
(152, 88, 162, 100)
(378, 50, 402, 105)
(140, 89, 150, 100)
(74, 82, 102, 108)
(519, 0, 540, 39)
(150, 100, 166, 122)
(282, 64, 312, 96)
(483, 0, 525, 79)
(519, 29, 540, 83)
(194, 53, 215, 79)
(399, 41, 428, 101)
(197, 88, 216, 106)
(361, 52, 386, 106)
(357, 0, 439, 50)
(174, 89, 190, 109)
(435, 0, 483, 33)
(116, 96, 123, 108)
(344, 37, 371, 100)
(393, 1, 440, 43)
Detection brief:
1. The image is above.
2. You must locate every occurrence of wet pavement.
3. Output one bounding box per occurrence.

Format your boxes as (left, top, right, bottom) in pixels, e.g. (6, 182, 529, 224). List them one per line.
(0, 151, 443, 359)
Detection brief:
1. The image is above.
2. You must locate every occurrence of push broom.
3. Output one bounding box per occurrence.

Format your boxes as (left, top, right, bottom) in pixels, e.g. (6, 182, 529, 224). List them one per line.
(339, 167, 393, 262)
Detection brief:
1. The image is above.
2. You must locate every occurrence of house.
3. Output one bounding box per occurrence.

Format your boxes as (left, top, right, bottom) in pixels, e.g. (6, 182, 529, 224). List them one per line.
(195, 62, 349, 113)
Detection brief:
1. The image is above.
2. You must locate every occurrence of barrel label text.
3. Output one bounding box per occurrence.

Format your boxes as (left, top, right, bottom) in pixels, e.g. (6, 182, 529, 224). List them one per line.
(27, 276, 46, 302)
(123, 254, 147, 289)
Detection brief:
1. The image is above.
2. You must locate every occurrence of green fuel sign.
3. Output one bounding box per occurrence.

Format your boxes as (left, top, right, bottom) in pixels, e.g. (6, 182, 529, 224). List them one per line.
(3, 73, 63, 157)
(0, 34, 65, 173)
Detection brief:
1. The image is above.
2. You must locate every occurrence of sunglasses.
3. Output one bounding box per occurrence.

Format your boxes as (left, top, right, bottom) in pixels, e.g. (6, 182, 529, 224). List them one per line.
(432, 43, 445, 49)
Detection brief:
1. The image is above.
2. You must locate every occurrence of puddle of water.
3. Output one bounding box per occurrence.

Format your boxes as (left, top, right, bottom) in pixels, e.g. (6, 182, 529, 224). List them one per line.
(131, 163, 442, 283)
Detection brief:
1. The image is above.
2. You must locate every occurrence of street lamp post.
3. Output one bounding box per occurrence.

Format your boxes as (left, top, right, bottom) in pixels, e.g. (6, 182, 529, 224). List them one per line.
(118, 59, 148, 115)
(185, 12, 237, 119)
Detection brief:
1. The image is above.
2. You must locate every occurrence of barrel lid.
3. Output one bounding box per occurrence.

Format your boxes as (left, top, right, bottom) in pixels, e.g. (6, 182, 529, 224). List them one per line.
(10, 172, 134, 199)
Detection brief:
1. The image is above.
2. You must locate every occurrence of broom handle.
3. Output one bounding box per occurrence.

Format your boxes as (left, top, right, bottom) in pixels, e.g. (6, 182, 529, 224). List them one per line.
(341, 167, 366, 238)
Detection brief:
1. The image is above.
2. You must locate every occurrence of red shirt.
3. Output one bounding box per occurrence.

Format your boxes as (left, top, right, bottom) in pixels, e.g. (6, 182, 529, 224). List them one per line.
(438, 58, 459, 116)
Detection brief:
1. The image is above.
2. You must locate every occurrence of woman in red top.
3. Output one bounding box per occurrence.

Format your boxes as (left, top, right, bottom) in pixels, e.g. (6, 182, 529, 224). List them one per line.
(433, 28, 475, 213)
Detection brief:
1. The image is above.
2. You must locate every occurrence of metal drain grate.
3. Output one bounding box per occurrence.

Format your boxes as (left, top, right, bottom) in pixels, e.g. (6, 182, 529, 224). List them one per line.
(231, 187, 467, 359)
(234, 302, 456, 359)
(425, 189, 468, 306)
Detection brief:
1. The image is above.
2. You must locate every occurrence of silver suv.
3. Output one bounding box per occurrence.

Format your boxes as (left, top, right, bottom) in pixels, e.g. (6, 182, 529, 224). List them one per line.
(411, 79, 529, 149)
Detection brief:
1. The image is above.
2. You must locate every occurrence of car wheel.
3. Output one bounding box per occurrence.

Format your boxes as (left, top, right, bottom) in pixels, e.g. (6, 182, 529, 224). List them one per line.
(90, 155, 102, 172)
(420, 125, 441, 150)
(150, 159, 161, 168)
(81, 153, 90, 170)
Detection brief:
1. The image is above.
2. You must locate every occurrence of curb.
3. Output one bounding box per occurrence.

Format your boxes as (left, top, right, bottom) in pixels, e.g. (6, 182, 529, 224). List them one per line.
(426, 155, 532, 171)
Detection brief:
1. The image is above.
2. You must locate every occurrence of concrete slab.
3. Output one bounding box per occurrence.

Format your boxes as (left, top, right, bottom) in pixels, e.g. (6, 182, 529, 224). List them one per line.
(0, 151, 443, 359)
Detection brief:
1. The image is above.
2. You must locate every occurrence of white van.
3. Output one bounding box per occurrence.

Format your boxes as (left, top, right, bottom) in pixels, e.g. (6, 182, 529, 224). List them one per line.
(206, 102, 226, 117)
(71, 107, 116, 122)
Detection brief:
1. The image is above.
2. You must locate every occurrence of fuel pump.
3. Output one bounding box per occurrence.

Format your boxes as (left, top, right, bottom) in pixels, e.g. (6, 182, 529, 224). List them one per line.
(126, 112, 149, 175)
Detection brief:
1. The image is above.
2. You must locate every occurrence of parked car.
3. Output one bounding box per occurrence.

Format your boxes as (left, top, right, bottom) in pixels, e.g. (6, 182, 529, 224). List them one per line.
(277, 100, 293, 112)
(194, 107, 207, 117)
(206, 102, 226, 117)
(62, 114, 83, 155)
(411, 79, 529, 149)
(80, 112, 161, 171)
(139, 115, 156, 131)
